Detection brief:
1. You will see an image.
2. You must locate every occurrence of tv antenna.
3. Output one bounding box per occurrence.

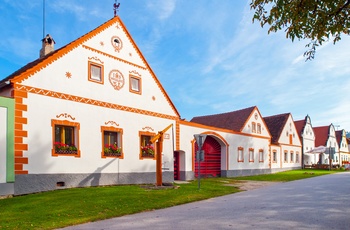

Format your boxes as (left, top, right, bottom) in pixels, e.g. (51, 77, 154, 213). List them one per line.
(42, 0, 46, 38)
(113, 0, 120, 17)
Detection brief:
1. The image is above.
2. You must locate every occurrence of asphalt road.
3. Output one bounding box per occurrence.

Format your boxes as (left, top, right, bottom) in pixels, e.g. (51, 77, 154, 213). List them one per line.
(60, 172, 350, 230)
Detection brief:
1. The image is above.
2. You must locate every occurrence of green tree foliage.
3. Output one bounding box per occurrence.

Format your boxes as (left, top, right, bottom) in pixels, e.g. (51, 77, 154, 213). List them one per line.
(250, 0, 350, 60)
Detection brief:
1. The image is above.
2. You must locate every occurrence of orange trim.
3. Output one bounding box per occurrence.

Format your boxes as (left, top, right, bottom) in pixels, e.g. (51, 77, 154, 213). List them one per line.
(15, 117, 27, 124)
(15, 97, 23, 104)
(15, 130, 27, 138)
(15, 84, 178, 120)
(101, 126, 124, 159)
(14, 90, 28, 98)
(15, 110, 23, 117)
(83, 45, 146, 70)
(51, 119, 81, 158)
(191, 139, 195, 171)
(176, 121, 180, 150)
(15, 123, 23, 130)
(15, 104, 27, 111)
(15, 164, 23, 171)
(15, 151, 23, 157)
(15, 136, 23, 143)
(15, 170, 28, 175)
(15, 157, 28, 164)
(15, 143, 28, 151)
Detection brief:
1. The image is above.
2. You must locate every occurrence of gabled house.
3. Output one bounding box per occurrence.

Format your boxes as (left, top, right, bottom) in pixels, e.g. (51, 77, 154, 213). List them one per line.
(336, 129, 350, 165)
(294, 115, 316, 167)
(0, 16, 180, 195)
(263, 113, 302, 169)
(313, 124, 339, 166)
(179, 106, 273, 178)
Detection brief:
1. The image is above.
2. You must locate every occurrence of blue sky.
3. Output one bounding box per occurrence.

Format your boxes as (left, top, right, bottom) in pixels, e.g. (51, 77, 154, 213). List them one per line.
(1, 0, 350, 131)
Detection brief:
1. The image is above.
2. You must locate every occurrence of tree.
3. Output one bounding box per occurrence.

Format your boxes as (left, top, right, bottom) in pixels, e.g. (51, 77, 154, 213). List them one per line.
(250, 0, 350, 60)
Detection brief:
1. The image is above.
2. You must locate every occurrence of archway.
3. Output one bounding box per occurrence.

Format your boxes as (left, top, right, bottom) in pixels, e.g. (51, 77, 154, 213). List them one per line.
(195, 136, 221, 178)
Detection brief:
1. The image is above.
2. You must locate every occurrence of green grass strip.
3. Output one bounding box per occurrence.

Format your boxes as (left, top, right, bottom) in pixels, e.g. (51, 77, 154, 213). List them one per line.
(0, 169, 340, 229)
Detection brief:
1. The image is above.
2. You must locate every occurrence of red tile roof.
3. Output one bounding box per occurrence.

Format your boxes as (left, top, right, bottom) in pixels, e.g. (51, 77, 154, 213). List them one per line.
(190, 106, 256, 132)
(313, 126, 329, 147)
(294, 119, 305, 138)
(263, 113, 290, 144)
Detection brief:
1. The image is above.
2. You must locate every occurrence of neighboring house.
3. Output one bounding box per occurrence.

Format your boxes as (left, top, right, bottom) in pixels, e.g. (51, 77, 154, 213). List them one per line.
(336, 129, 350, 165)
(0, 96, 15, 196)
(313, 124, 340, 166)
(294, 115, 316, 166)
(184, 106, 274, 178)
(263, 113, 302, 170)
(0, 16, 180, 195)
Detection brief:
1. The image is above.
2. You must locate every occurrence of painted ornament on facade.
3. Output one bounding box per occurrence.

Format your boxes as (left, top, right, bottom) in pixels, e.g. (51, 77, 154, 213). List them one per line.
(109, 70, 125, 90)
(111, 36, 122, 52)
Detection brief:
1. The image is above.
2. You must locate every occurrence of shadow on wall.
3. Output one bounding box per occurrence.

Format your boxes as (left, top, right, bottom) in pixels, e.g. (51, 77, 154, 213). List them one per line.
(78, 158, 117, 187)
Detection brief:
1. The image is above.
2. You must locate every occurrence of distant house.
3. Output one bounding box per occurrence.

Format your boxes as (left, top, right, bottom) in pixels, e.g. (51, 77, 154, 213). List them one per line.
(263, 113, 302, 170)
(313, 124, 339, 165)
(336, 129, 350, 165)
(294, 115, 316, 166)
(186, 106, 273, 177)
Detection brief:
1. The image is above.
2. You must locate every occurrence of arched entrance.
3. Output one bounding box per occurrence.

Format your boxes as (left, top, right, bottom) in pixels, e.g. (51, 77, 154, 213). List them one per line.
(195, 136, 221, 178)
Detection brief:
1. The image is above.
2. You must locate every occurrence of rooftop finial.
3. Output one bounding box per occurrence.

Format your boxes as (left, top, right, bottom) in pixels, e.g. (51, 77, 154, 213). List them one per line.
(113, 0, 120, 17)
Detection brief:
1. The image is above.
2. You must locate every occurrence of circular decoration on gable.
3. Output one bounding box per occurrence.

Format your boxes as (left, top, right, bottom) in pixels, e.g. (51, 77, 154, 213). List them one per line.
(111, 36, 123, 52)
(254, 113, 258, 120)
(109, 70, 125, 90)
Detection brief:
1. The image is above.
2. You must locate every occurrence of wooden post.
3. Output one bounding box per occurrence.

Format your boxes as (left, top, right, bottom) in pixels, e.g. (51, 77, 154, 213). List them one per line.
(156, 137, 163, 186)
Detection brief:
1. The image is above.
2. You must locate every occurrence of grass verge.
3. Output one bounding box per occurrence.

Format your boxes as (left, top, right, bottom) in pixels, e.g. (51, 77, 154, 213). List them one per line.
(0, 169, 340, 229)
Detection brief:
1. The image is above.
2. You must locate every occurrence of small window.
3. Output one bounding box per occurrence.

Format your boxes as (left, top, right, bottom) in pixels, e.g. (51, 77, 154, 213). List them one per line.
(296, 152, 300, 163)
(257, 123, 261, 134)
(249, 148, 254, 162)
(273, 151, 277, 162)
(139, 131, 155, 159)
(284, 151, 288, 163)
(238, 147, 244, 162)
(252, 122, 256, 133)
(130, 75, 141, 94)
(290, 151, 294, 162)
(101, 126, 123, 158)
(88, 61, 104, 84)
(52, 120, 80, 157)
(259, 149, 264, 162)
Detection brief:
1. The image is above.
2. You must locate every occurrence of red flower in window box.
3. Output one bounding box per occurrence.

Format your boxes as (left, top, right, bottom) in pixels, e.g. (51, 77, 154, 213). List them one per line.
(104, 144, 122, 156)
(141, 144, 155, 157)
(54, 142, 77, 154)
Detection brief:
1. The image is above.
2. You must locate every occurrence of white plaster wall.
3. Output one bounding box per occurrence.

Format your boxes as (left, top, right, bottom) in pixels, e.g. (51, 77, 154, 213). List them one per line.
(24, 93, 175, 174)
(241, 108, 270, 137)
(278, 116, 301, 146)
(0, 107, 7, 183)
(270, 145, 281, 169)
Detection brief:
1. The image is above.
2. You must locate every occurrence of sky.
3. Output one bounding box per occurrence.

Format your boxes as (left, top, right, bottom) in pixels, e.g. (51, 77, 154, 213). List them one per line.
(1, 0, 350, 131)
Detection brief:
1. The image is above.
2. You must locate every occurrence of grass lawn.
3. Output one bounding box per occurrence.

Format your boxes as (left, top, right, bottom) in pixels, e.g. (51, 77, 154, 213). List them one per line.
(0, 169, 340, 230)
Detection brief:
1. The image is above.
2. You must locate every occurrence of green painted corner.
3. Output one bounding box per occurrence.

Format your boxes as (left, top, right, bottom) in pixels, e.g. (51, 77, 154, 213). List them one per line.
(0, 96, 15, 183)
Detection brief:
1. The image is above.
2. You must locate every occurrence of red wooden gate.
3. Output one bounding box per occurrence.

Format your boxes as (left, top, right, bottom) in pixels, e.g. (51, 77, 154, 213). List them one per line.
(174, 151, 180, 180)
(195, 136, 221, 178)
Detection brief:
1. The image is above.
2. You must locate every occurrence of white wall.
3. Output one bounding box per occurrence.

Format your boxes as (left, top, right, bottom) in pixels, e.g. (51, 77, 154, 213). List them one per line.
(0, 107, 7, 183)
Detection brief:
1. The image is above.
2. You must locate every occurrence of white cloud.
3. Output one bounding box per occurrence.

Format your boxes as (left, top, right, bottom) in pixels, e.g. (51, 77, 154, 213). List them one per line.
(146, 0, 176, 21)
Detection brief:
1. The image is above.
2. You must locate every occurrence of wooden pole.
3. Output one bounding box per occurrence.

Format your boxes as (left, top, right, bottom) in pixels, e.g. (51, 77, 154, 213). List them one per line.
(156, 137, 163, 186)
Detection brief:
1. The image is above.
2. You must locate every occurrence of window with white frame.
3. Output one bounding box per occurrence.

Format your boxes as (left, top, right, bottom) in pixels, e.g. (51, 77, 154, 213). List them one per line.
(238, 147, 244, 162)
(130, 75, 141, 94)
(88, 61, 103, 83)
(273, 151, 277, 162)
(259, 149, 264, 162)
(290, 151, 294, 162)
(249, 148, 254, 162)
(284, 151, 288, 162)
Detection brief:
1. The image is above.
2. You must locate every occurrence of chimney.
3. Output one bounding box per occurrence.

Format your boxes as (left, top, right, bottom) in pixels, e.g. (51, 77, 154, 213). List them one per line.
(40, 34, 55, 58)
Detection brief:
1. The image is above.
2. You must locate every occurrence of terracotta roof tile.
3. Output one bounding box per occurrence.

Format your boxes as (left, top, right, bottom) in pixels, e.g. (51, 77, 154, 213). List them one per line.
(313, 126, 329, 147)
(294, 119, 305, 137)
(263, 113, 290, 144)
(190, 106, 256, 132)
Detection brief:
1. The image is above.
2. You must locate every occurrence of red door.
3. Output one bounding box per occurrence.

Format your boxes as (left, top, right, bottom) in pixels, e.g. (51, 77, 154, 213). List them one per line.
(174, 151, 180, 180)
(195, 136, 221, 178)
